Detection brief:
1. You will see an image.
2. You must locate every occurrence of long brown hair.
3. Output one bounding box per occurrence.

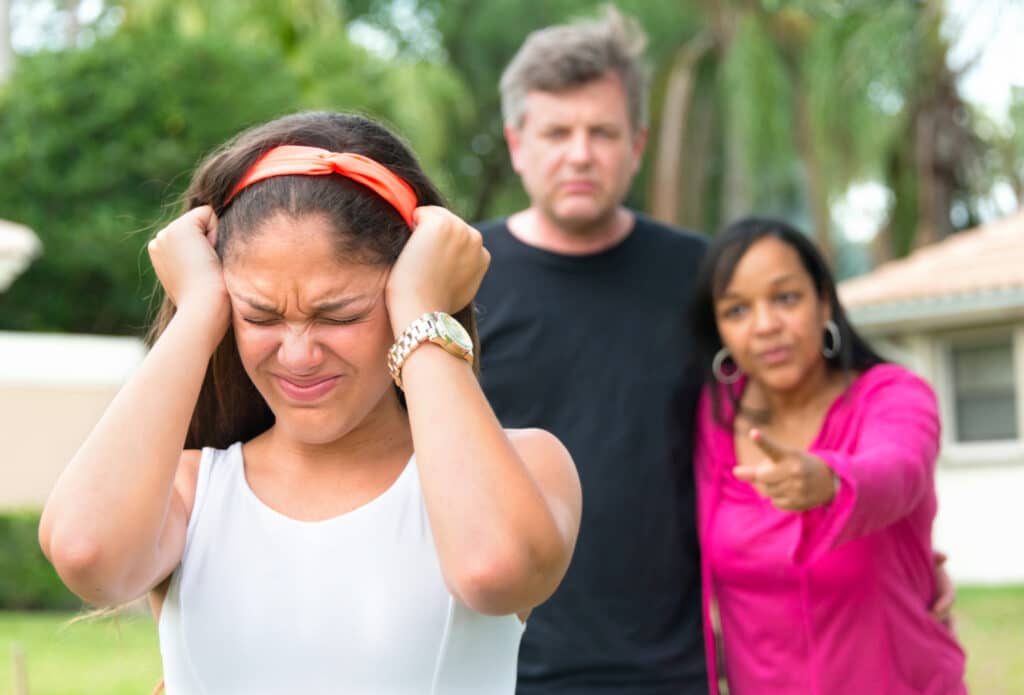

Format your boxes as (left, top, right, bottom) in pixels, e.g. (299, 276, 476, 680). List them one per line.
(147, 111, 479, 450)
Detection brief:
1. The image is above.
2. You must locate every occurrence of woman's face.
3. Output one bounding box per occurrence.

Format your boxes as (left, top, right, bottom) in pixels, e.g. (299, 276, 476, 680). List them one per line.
(713, 236, 831, 393)
(222, 212, 399, 444)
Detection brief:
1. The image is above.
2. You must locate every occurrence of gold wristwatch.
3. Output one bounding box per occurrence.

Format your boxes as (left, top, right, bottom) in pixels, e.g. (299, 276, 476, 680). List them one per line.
(387, 311, 473, 389)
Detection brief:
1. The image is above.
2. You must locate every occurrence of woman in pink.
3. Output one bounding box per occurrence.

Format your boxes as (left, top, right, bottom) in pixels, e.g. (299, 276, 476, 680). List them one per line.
(690, 217, 966, 694)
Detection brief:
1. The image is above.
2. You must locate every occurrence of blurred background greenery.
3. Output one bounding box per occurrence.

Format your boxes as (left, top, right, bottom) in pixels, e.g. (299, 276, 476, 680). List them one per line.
(1, 0, 1022, 336)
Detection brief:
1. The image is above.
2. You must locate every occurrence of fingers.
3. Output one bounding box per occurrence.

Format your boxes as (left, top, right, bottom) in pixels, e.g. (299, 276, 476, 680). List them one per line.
(392, 206, 487, 315)
(930, 550, 955, 622)
(733, 460, 784, 485)
(732, 459, 782, 500)
(750, 428, 790, 461)
(146, 206, 227, 314)
(204, 209, 219, 248)
(931, 590, 955, 622)
(149, 206, 218, 249)
(735, 433, 834, 511)
(732, 464, 758, 484)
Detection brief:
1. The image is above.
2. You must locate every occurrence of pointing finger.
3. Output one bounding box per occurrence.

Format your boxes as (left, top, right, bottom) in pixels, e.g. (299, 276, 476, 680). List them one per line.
(733, 465, 758, 484)
(755, 459, 787, 485)
(750, 429, 791, 462)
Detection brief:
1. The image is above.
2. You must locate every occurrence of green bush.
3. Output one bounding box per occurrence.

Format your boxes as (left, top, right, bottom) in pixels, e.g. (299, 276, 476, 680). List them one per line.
(0, 24, 302, 335)
(0, 511, 82, 610)
(0, 12, 472, 337)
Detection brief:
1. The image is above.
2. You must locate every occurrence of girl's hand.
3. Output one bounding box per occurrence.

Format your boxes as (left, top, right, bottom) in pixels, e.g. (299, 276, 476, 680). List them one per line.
(385, 206, 490, 333)
(734, 429, 838, 511)
(147, 206, 230, 327)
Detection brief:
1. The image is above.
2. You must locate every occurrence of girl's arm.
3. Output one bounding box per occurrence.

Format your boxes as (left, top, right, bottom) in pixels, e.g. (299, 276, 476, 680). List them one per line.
(388, 207, 582, 616)
(39, 207, 228, 605)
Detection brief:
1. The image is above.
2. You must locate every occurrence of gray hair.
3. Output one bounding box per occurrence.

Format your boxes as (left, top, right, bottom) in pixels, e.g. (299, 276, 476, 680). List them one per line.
(499, 5, 649, 132)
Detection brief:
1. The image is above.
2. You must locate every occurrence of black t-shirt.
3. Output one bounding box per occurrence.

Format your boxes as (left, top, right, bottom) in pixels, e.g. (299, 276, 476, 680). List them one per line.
(474, 214, 708, 695)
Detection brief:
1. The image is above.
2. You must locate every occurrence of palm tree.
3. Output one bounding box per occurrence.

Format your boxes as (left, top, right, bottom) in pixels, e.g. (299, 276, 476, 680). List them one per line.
(647, 0, 974, 265)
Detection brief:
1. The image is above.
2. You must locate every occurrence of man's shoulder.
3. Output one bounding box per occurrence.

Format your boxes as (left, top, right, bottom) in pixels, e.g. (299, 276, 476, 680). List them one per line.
(631, 212, 708, 252)
(472, 217, 520, 254)
(473, 217, 510, 237)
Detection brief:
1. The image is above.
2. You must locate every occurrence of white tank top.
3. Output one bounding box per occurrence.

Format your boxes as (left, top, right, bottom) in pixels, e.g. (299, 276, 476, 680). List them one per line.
(158, 443, 524, 694)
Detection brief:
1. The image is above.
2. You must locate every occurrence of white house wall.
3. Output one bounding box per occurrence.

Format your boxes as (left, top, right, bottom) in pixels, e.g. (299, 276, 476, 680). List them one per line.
(0, 332, 145, 510)
(934, 463, 1024, 584)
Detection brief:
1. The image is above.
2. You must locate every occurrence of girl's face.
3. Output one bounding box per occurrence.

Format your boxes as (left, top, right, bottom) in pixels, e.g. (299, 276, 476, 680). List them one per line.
(713, 236, 832, 393)
(222, 212, 400, 445)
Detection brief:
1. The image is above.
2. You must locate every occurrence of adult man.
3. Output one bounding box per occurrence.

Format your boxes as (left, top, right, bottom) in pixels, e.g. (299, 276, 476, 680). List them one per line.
(474, 8, 708, 694)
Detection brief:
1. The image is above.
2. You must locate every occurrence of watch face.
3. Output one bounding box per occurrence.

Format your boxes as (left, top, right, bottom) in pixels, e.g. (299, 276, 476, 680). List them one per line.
(436, 312, 473, 352)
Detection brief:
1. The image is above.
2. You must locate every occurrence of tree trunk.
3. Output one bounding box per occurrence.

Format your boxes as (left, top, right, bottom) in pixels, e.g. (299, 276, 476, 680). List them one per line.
(679, 79, 715, 232)
(912, 0, 972, 248)
(913, 108, 940, 247)
(649, 33, 713, 225)
(469, 152, 511, 223)
(791, 79, 834, 264)
(759, 5, 832, 261)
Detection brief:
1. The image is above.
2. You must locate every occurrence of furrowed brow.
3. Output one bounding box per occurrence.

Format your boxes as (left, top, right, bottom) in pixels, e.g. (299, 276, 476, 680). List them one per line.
(236, 295, 280, 314)
(311, 297, 367, 313)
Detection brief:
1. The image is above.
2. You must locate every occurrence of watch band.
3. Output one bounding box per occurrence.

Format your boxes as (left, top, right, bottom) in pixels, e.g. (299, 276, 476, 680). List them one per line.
(387, 312, 473, 389)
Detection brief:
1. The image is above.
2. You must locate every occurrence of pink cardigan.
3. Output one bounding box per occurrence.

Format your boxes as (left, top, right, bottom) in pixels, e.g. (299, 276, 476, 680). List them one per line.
(695, 364, 966, 694)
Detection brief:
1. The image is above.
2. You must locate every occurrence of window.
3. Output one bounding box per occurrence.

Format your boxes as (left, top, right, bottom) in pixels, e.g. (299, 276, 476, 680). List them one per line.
(950, 339, 1018, 442)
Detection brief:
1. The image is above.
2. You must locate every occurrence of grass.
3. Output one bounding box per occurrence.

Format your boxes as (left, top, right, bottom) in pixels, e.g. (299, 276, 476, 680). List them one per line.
(0, 610, 161, 695)
(956, 586, 1024, 694)
(0, 586, 1021, 693)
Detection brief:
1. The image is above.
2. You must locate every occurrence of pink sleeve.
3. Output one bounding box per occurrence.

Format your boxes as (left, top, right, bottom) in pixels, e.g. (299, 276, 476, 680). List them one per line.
(792, 367, 940, 566)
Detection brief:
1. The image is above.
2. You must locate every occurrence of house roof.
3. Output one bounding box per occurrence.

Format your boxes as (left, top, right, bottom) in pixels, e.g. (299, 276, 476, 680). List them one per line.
(0, 218, 41, 292)
(839, 210, 1024, 329)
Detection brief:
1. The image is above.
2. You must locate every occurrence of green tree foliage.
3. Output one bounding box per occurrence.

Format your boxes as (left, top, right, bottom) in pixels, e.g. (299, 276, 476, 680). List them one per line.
(973, 86, 1024, 215)
(0, 1, 471, 334)
(0, 25, 301, 333)
(0, 1, 1001, 334)
(720, 13, 801, 217)
(646, 0, 978, 269)
(344, 0, 701, 220)
(1009, 88, 1024, 201)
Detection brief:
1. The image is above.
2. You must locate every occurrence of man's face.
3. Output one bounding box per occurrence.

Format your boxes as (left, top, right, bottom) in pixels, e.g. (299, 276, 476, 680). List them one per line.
(506, 71, 647, 235)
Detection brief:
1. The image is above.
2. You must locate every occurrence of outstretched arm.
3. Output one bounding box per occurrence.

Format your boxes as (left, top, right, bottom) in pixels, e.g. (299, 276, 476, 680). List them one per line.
(733, 368, 939, 566)
(39, 207, 228, 605)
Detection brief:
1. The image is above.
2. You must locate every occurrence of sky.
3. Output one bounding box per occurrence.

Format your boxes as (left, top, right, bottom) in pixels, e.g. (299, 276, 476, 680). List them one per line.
(945, 0, 1024, 127)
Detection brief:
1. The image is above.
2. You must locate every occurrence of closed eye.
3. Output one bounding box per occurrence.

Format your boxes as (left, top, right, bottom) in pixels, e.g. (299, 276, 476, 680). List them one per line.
(242, 316, 280, 326)
(318, 315, 363, 326)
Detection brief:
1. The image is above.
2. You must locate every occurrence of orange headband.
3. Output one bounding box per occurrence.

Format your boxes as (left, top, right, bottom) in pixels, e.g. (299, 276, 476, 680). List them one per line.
(225, 145, 418, 227)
